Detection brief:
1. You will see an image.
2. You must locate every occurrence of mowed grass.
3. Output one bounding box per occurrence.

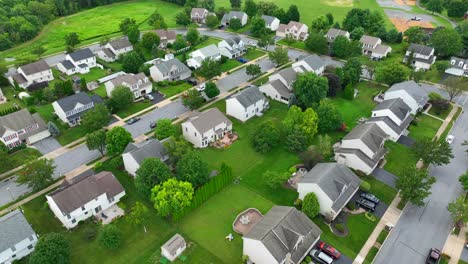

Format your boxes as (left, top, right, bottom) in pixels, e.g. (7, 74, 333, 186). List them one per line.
(0, 148, 42, 174)
(384, 141, 418, 177)
(409, 115, 442, 141)
(115, 100, 154, 119)
(158, 83, 192, 98)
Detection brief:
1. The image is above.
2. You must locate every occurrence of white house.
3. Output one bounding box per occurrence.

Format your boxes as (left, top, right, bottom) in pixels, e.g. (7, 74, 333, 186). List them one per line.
(324, 28, 350, 43)
(403, 43, 436, 71)
(150, 58, 192, 82)
(122, 139, 169, 177)
(186, 44, 221, 69)
(161, 234, 186, 262)
(182, 108, 232, 148)
(57, 48, 97, 76)
(52, 92, 103, 127)
(46, 171, 125, 229)
(191, 8, 209, 23)
(226, 85, 268, 122)
(292, 54, 326, 75)
(218, 36, 247, 59)
(366, 98, 414, 142)
(360, 35, 392, 59)
(297, 163, 361, 220)
(445, 57, 468, 77)
(155, 30, 177, 48)
(259, 67, 298, 104)
(243, 206, 322, 264)
(96, 38, 133, 62)
(221, 11, 248, 27)
(276, 21, 309, 41)
(335, 123, 388, 175)
(9, 60, 54, 89)
(261, 15, 280, 31)
(0, 109, 50, 149)
(105, 72, 152, 99)
(384, 80, 429, 114)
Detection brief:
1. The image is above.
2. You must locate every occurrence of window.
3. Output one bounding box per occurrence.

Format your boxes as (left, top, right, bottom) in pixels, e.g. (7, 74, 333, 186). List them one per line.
(71, 219, 76, 224)
(108, 196, 115, 203)
(81, 206, 85, 211)
(194, 132, 197, 137)
(27, 245, 33, 250)
(66, 214, 71, 219)
(12, 254, 16, 258)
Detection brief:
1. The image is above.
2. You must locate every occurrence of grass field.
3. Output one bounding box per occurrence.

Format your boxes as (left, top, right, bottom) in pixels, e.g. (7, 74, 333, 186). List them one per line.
(409, 114, 442, 141)
(158, 83, 192, 98)
(115, 100, 153, 119)
(0, 148, 42, 174)
(428, 103, 453, 120)
(384, 141, 418, 176)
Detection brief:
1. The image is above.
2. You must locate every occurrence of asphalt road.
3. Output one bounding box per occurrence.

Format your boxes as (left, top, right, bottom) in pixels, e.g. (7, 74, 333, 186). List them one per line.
(384, 9, 439, 25)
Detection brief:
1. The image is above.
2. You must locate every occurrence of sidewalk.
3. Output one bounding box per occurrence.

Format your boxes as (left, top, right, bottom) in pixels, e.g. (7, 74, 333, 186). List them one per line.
(443, 226, 467, 264)
(434, 104, 459, 139)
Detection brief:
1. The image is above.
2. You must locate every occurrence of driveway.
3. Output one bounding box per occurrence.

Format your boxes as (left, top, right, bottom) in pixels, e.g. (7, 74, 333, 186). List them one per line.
(53, 144, 101, 177)
(148, 92, 165, 104)
(31, 137, 61, 155)
(397, 135, 415, 147)
(348, 190, 389, 218)
(311, 242, 354, 264)
(384, 9, 440, 25)
(461, 247, 468, 262)
(372, 168, 397, 188)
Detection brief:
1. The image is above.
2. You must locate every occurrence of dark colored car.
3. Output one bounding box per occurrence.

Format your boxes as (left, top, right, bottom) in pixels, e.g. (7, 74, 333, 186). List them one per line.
(356, 198, 376, 211)
(187, 78, 198, 85)
(426, 248, 441, 264)
(150, 121, 157, 129)
(218, 25, 224, 29)
(237, 57, 248, 63)
(318, 242, 341, 259)
(126, 117, 141, 124)
(360, 192, 380, 204)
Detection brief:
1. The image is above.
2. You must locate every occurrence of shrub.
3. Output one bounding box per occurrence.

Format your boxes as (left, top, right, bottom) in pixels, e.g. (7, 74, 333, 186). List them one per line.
(305, 256, 312, 262)
(360, 180, 371, 192)
(344, 84, 354, 100)
(288, 166, 297, 174)
(98, 225, 122, 250)
(335, 223, 345, 232)
(347, 202, 356, 211)
(365, 211, 377, 221)
(302, 193, 320, 219)
(94, 161, 103, 171)
(242, 255, 249, 263)
(294, 198, 303, 210)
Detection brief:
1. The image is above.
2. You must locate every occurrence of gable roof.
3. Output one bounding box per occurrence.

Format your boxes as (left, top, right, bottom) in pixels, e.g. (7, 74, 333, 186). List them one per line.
(155, 30, 177, 41)
(387, 80, 429, 106)
(325, 28, 349, 38)
(109, 38, 132, 50)
(194, 44, 220, 58)
(367, 114, 414, 135)
(152, 58, 191, 77)
(222, 11, 247, 22)
(408, 43, 434, 56)
(123, 138, 168, 165)
(162, 234, 186, 256)
(287, 21, 305, 30)
(299, 55, 326, 72)
(185, 108, 231, 134)
(110, 73, 148, 87)
(60, 60, 76, 70)
(0, 209, 36, 254)
(267, 79, 291, 98)
(0, 109, 42, 135)
(244, 206, 322, 264)
(343, 123, 387, 153)
(19, 60, 50, 75)
(55, 92, 102, 112)
(360, 35, 380, 46)
(224, 36, 243, 47)
(47, 171, 124, 215)
(261, 15, 278, 26)
(191, 8, 208, 17)
(449, 56, 468, 69)
(228, 85, 265, 108)
(68, 48, 94, 62)
(373, 98, 411, 121)
(276, 67, 298, 85)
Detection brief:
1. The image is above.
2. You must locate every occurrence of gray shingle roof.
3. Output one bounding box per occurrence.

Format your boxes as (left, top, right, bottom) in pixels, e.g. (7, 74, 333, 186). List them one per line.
(123, 138, 168, 165)
(155, 30, 176, 41)
(449, 57, 468, 69)
(11, 73, 27, 84)
(268, 79, 291, 98)
(301, 55, 326, 72)
(373, 98, 411, 121)
(55, 92, 102, 112)
(162, 234, 186, 256)
(194, 44, 220, 58)
(244, 206, 322, 264)
(0, 109, 46, 136)
(20, 60, 50, 75)
(110, 73, 148, 87)
(0, 209, 36, 254)
(191, 8, 207, 17)
(153, 58, 191, 78)
(68, 48, 94, 62)
(261, 15, 277, 26)
(343, 123, 387, 154)
(60, 60, 76, 70)
(408, 43, 434, 56)
(228, 85, 265, 108)
(185, 108, 231, 134)
(367, 114, 414, 135)
(222, 11, 247, 23)
(336, 147, 387, 168)
(277, 67, 298, 86)
(224, 36, 243, 47)
(360, 35, 380, 46)
(109, 38, 132, 50)
(325, 28, 349, 38)
(387, 81, 429, 106)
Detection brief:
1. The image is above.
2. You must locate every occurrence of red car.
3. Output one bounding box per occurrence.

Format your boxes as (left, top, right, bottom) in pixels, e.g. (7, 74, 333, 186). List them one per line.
(318, 242, 341, 259)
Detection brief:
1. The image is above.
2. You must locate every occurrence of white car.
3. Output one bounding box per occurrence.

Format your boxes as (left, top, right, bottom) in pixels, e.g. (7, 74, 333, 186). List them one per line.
(197, 83, 206, 92)
(446, 135, 454, 144)
(144, 94, 154, 100)
(411, 16, 421, 21)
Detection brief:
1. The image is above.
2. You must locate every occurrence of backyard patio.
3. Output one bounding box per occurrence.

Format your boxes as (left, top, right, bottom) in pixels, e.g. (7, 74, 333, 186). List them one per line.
(211, 131, 238, 149)
(232, 208, 263, 235)
(95, 204, 125, 225)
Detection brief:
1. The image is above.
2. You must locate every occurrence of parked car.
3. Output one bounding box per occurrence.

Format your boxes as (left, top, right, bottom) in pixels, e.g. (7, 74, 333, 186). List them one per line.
(237, 57, 248, 63)
(150, 121, 157, 129)
(411, 16, 421, 21)
(126, 117, 141, 124)
(425, 248, 441, 264)
(318, 242, 341, 259)
(187, 78, 198, 85)
(218, 25, 224, 29)
(310, 249, 334, 264)
(360, 192, 380, 204)
(144, 94, 154, 100)
(197, 83, 206, 92)
(356, 198, 376, 211)
(446, 135, 454, 144)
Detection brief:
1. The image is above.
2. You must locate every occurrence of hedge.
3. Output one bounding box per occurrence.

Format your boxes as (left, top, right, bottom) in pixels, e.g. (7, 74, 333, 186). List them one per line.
(0, 105, 20, 116)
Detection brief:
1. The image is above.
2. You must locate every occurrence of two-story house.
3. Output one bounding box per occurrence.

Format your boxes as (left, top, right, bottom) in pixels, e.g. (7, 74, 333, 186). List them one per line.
(366, 98, 414, 141)
(46, 171, 126, 229)
(105, 72, 152, 99)
(155, 29, 177, 48)
(259, 67, 298, 104)
(9, 60, 54, 89)
(403, 43, 436, 71)
(276, 21, 309, 41)
(226, 85, 268, 122)
(186, 44, 222, 69)
(324, 28, 350, 44)
(52, 92, 103, 127)
(0, 109, 50, 149)
(0, 209, 38, 264)
(218, 36, 247, 59)
(445, 57, 468, 77)
(261, 15, 280, 31)
(122, 138, 169, 176)
(292, 54, 326, 75)
(182, 108, 232, 148)
(191, 8, 210, 23)
(150, 58, 192, 82)
(360, 35, 392, 59)
(57, 48, 97, 75)
(221, 11, 249, 27)
(384, 80, 429, 114)
(335, 123, 388, 174)
(96, 38, 133, 62)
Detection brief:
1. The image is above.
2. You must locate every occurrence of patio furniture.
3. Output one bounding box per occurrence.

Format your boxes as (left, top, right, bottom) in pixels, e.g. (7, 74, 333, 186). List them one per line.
(240, 215, 251, 225)
(101, 213, 108, 219)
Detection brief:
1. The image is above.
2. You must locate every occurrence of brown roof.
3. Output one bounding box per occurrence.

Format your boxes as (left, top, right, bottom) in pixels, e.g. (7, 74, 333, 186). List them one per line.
(155, 30, 176, 41)
(277, 24, 287, 33)
(11, 73, 27, 84)
(47, 171, 125, 215)
(191, 8, 207, 17)
(287, 21, 305, 30)
(110, 73, 147, 87)
(20, 60, 50, 75)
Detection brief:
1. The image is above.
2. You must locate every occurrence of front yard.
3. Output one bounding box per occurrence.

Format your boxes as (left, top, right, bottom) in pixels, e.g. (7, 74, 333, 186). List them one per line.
(408, 114, 442, 141)
(115, 100, 153, 119)
(157, 82, 192, 98)
(384, 141, 418, 177)
(0, 147, 42, 175)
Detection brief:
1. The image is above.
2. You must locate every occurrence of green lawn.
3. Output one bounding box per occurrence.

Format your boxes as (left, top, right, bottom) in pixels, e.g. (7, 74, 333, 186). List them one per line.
(376, 229, 390, 244)
(440, 106, 462, 140)
(158, 82, 192, 98)
(0, 148, 42, 175)
(384, 141, 418, 177)
(277, 39, 307, 51)
(243, 49, 266, 61)
(409, 115, 443, 141)
(363, 247, 379, 264)
(0, 87, 25, 110)
(115, 100, 153, 119)
(428, 103, 453, 120)
(91, 84, 108, 98)
(74, 67, 109, 82)
(220, 60, 243, 73)
(366, 176, 397, 205)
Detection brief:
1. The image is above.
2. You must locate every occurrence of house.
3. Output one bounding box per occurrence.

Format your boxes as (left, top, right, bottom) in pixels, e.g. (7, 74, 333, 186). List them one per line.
(9, 60, 54, 89)
(226, 85, 268, 122)
(297, 163, 361, 220)
(276, 21, 309, 41)
(182, 108, 232, 148)
(403, 43, 436, 71)
(186, 44, 222, 69)
(243, 206, 322, 264)
(46, 171, 125, 229)
(218, 36, 247, 59)
(96, 38, 133, 62)
(445, 57, 468, 77)
(105, 72, 152, 99)
(122, 139, 169, 176)
(261, 15, 280, 31)
(191, 8, 209, 23)
(0, 109, 50, 149)
(161, 234, 186, 262)
(150, 58, 192, 82)
(0, 209, 38, 264)
(57, 48, 97, 76)
(52, 92, 103, 127)
(384, 80, 429, 114)
(221, 11, 248, 27)
(359, 35, 392, 59)
(155, 30, 177, 48)
(324, 28, 350, 43)
(292, 54, 326, 75)
(335, 123, 388, 175)
(366, 98, 414, 142)
(259, 67, 298, 104)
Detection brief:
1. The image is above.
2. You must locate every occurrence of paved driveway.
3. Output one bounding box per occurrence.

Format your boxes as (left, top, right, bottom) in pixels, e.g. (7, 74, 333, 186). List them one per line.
(372, 168, 397, 188)
(397, 135, 415, 147)
(53, 144, 101, 177)
(349, 190, 389, 218)
(311, 242, 353, 264)
(31, 137, 61, 155)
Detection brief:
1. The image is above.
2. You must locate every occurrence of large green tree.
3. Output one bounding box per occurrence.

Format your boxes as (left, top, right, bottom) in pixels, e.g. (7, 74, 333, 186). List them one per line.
(17, 159, 56, 191)
(252, 120, 281, 153)
(141, 32, 160, 50)
(413, 138, 454, 166)
(182, 89, 204, 110)
(64, 32, 80, 49)
(109, 86, 134, 111)
(459, 171, 468, 191)
(286, 5, 300, 22)
(186, 28, 200, 46)
(246, 64, 262, 78)
(135, 158, 172, 197)
(206, 14, 219, 29)
(29, 233, 70, 264)
(98, 224, 122, 250)
(404, 26, 425, 44)
(316, 100, 343, 133)
(126, 24, 140, 44)
(375, 63, 410, 86)
(204, 82, 220, 98)
(86, 129, 107, 156)
(268, 46, 289, 66)
(106, 127, 133, 155)
(427, 0, 443, 13)
(244, 0, 258, 17)
(262, 170, 290, 189)
(283, 106, 319, 144)
(121, 51, 144, 73)
(396, 166, 436, 206)
(176, 152, 210, 188)
(292, 72, 328, 109)
(151, 178, 194, 217)
(447, 195, 468, 227)
(127, 202, 150, 230)
(148, 10, 167, 29)
(154, 118, 176, 140)
(342, 58, 362, 86)
(250, 16, 267, 37)
(164, 136, 192, 164)
(198, 58, 222, 79)
(81, 104, 111, 132)
(119, 18, 137, 34)
(431, 28, 463, 57)
(305, 32, 328, 54)
(230, 0, 242, 8)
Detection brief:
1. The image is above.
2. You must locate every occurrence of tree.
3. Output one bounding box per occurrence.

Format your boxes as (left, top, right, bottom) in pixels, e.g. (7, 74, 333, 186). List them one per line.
(186, 28, 200, 46)
(300, 146, 324, 170)
(257, 33, 274, 49)
(350, 27, 365, 40)
(164, 136, 192, 164)
(64, 32, 80, 49)
(404, 26, 424, 44)
(324, 73, 341, 97)
(311, 16, 329, 32)
(447, 195, 468, 227)
(447, 1, 466, 17)
(48, 121, 60, 137)
(204, 82, 220, 98)
(81, 104, 111, 132)
(258, 1, 279, 15)
(200, 0, 216, 11)
(250, 16, 267, 37)
(287, 5, 300, 22)
(98, 224, 122, 250)
(176, 11, 192, 26)
(128, 202, 150, 230)
(244, 0, 258, 17)
(80, 77, 87, 91)
(252, 120, 281, 153)
(109, 86, 134, 111)
(206, 14, 219, 29)
(375, 63, 410, 86)
(331, 36, 361, 58)
(119, 18, 137, 34)
(0, 141, 8, 154)
(149, 10, 167, 29)
(268, 46, 289, 66)
(292, 72, 328, 108)
(316, 100, 343, 133)
(432, 28, 463, 57)
(29, 233, 70, 264)
(386, 29, 401, 43)
(273, 8, 288, 23)
(305, 32, 328, 54)
(396, 166, 436, 206)
(344, 84, 354, 100)
(106, 127, 133, 155)
(151, 178, 194, 218)
(17, 159, 56, 191)
(413, 138, 454, 166)
(442, 76, 467, 102)
(135, 158, 172, 197)
(285, 129, 309, 153)
(176, 151, 210, 188)
(342, 8, 384, 34)
(141, 32, 160, 50)
(317, 134, 332, 158)
(185, 0, 198, 8)
(198, 58, 221, 79)
(154, 118, 176, 140)
(326, 13, 334, 25)
(427, 0, 443, 13)
(230, 0, 242, 8)
(31, 46, 46, 58)
(173, 35, 187, 51)
(229, 18, 242, 30)
(86, 129, 107, 156)
(302, 192, 320, 219)
(121, 51, 144, 73)
(282, 106, 319, 144)
(126, 24, 140, 44)
(459, 171, 468, 191)
(246, 64, 262, 78)
(263, 170, 290, 189)
(182, 89, 204, 110)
